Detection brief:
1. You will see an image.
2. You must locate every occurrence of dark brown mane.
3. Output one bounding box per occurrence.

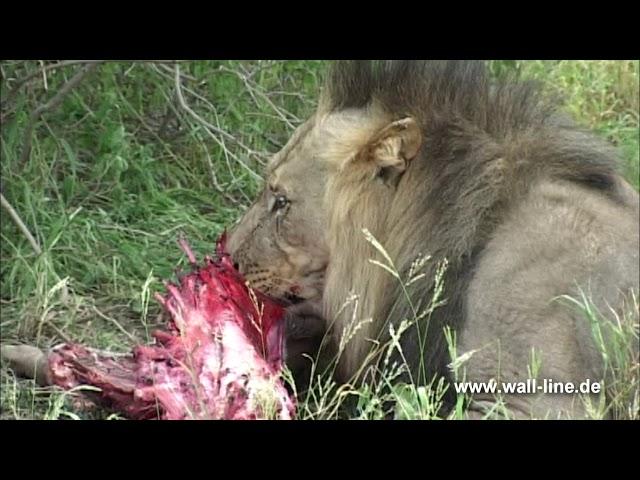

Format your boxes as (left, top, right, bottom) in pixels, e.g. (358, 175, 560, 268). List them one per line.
(325, 61, 544, 128)
(324, 61, 621, 194)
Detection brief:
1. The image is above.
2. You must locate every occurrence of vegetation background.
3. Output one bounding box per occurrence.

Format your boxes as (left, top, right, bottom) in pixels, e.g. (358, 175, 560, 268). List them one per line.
(1, 60, 638, 419)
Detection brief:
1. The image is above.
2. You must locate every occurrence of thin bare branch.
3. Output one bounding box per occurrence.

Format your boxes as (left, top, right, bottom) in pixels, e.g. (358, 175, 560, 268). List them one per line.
(223, 64, 301, 128)
(44, 320, 74, 344)
(4, 61, 103, 100)
(202, 146, 243, 207)
(202, 105, 254, 205)
(92, 306, 139, 343)
(156, 63, 198, 82)
(149, 63, 269, 164)
(18, 63, 102, 166)
(5, 60, 182, 95)
(0, 192, 42, 256)
(38, 60, 48, 91)
(173, 65, 261, 180)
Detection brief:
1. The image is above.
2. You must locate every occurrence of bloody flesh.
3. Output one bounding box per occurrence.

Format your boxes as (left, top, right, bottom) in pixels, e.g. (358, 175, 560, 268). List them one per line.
(46, 235, 294, 420)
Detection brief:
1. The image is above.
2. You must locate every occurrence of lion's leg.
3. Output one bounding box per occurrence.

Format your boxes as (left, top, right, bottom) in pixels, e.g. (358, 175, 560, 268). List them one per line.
(0, 344, 51, 386)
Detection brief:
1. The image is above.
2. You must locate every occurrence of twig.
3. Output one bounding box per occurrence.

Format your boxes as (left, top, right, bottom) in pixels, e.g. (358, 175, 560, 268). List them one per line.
(5, 60, 182, 97)
(223, 64, 300, 128)
(38, 60, 48, 91)
(112, 85, 186, 168)
(234, 60, 280, 80)
(150, 63, 268, 164)
(157, 105, 176, 139)
(173, 65, 261, 180)
(180, 83, 268, 163)
(0, 193, 42, 256)
(201, 140, 243, 207)
(18, 62, 102, 166)
(156, 63, 198, 82)
(92, 306, 139, 343)
(3, 60, 103, 105)
(45, 320, 74, 344)
(209, 110, 254, 204)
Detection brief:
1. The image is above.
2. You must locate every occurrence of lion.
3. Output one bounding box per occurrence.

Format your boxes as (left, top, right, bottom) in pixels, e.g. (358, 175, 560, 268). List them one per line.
(227, 61, 640, 419)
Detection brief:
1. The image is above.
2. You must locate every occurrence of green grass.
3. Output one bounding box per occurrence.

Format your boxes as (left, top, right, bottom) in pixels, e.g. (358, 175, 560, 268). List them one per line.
(1, 60, 638, 419)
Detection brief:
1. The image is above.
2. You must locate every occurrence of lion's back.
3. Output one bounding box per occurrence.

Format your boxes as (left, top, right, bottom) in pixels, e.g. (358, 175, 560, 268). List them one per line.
(459, 177, 638, 417)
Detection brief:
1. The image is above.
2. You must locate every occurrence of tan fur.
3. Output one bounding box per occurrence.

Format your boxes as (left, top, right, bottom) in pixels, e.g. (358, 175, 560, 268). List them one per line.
(227, 117, 329, 303)
(229, 61, 639, 418)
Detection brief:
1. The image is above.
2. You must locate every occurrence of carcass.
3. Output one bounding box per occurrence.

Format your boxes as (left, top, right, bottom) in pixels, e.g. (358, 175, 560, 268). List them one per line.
(0, 235, 295, 420)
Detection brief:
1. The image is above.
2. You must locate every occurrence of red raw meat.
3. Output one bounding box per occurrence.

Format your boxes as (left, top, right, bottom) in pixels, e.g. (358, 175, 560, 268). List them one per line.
(44, 234, 295, 420)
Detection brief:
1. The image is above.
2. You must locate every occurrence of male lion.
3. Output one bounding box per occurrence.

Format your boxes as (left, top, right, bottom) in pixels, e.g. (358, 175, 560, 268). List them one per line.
(227, 61, 639, 419)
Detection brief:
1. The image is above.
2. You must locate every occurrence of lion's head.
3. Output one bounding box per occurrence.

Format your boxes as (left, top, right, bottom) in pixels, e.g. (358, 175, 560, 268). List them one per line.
(226, 86, 422, 309)
(226, 117, 330, 305)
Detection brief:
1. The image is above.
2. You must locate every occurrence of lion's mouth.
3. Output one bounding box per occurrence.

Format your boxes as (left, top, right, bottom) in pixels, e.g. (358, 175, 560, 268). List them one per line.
(283, 292, 305, 306)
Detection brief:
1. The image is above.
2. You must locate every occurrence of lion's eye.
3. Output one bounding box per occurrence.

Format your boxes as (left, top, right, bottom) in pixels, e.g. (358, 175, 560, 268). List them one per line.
(273, 194, 289, 212)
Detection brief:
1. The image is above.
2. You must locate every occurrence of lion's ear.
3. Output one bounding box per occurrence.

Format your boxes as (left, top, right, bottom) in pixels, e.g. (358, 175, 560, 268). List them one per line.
(368, 117, 422, 173)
